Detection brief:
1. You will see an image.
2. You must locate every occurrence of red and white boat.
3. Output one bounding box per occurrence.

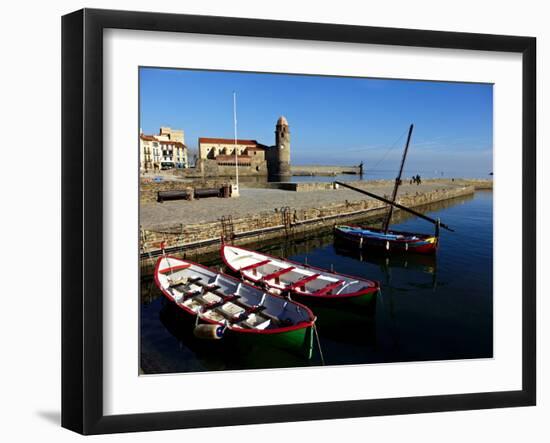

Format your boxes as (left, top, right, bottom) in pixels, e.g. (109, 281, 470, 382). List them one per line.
(221, 244, 379, 306)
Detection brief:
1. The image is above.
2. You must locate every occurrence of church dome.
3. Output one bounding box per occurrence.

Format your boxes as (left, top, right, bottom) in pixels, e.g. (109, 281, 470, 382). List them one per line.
(277, 116, 288, 126)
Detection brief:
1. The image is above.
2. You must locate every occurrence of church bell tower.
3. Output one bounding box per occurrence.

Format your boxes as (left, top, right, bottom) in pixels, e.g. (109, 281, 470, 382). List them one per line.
(271, 116, 291, 181)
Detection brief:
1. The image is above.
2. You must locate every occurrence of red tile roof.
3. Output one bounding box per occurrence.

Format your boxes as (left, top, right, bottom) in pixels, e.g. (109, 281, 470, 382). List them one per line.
(199, 137, 258, 145)
(140, 134, 185, 147)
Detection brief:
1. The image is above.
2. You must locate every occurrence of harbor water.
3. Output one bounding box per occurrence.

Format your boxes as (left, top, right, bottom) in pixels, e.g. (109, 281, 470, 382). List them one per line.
(140, 191, 493, 374)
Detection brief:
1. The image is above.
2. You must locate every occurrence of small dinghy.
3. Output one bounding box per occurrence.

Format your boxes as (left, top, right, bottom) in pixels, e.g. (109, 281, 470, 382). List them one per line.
(334, 225, 438, 254)
(155, 256, 316, 355)
(221, 244, 379, 306)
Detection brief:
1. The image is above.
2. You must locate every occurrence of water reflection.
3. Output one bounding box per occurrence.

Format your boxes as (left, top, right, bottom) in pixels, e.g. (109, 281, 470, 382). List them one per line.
(333, 239, 437, 289)
(140, 191, 492, 373)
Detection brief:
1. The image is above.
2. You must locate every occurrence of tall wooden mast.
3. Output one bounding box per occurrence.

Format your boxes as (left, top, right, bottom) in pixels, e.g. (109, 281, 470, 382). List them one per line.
(383, 124, 414, 233)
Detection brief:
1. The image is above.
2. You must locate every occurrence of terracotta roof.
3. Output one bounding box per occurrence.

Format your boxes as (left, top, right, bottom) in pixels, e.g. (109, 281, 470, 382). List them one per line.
(140, 134, 185, 147)
(199, 137, 258, 145)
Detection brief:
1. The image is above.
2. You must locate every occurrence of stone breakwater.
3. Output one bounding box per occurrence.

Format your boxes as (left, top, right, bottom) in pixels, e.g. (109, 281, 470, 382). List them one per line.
(140, 182, 479, 268)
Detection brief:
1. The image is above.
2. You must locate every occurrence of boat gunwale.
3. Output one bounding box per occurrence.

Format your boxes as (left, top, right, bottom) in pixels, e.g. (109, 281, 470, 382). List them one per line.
(154, 255, 316, 335)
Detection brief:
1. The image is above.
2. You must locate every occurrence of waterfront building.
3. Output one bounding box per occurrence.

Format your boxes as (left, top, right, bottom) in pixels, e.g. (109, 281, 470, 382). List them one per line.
(140, 127, 188, 171)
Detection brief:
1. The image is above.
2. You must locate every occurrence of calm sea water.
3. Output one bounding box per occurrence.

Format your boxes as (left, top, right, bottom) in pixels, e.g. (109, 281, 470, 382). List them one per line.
(140, 191, 493, 374)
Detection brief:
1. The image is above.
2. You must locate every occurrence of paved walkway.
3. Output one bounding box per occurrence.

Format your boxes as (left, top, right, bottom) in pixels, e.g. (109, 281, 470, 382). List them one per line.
(140, 180, 468, 229)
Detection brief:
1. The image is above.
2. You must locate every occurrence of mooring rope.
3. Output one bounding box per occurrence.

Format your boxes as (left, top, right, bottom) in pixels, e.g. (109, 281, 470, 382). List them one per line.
(313, 321, 325, 366)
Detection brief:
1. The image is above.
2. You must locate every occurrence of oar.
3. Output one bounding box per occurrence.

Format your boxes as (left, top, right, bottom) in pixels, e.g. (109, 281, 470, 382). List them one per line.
(335, 181, 454, 232)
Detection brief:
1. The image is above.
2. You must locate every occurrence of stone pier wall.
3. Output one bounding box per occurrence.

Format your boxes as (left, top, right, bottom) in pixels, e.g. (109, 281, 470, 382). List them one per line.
(140, 185, 475, 263)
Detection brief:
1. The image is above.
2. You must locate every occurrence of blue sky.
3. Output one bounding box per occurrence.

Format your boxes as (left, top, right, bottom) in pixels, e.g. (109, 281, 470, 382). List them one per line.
(140, 68, 493, 175)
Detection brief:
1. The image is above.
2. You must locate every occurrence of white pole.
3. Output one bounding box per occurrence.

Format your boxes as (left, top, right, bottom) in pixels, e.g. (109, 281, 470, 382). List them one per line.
(233, 91, 239, 189)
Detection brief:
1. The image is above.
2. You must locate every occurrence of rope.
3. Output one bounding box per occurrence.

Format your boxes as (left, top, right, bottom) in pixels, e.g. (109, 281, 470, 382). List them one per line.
(365, 127, 409, 173)
(313, 321, 325, 366)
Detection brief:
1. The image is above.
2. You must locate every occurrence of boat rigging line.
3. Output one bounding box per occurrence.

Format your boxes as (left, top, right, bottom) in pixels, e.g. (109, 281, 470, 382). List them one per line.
(364, 126, 409, 174)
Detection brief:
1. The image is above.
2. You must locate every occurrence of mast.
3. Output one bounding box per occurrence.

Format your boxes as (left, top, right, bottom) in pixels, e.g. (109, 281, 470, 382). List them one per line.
(233, 91, 239, 190)
(383, 124, 414, 233)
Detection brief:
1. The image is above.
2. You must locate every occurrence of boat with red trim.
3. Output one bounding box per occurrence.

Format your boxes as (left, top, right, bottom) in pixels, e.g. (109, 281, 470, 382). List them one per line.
(334, 225, 438, 254)
(221, 244, 379, 307)
(154, 256, 316, 356)
(333, 124, 453, 254)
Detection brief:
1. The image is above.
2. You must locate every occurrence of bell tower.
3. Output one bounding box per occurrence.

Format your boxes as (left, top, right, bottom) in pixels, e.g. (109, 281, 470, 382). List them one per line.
(271, 116, 291, 181)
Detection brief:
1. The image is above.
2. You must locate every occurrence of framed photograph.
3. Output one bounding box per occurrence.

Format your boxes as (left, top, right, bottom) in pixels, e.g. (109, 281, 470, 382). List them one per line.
(62, 8, 536, 435)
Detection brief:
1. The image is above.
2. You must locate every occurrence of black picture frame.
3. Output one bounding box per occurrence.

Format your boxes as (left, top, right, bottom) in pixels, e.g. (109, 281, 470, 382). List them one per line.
(62, 8, 536, 435)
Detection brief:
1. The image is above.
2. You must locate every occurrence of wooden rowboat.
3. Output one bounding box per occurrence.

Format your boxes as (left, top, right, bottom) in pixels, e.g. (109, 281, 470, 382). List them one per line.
(155, 256, 316, 356)
(221, 244, 379, 306)
(334, 225, 438, 255)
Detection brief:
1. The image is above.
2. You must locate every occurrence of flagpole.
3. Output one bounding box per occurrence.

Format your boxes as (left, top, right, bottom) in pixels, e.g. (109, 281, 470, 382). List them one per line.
(233, 91, 239, 190)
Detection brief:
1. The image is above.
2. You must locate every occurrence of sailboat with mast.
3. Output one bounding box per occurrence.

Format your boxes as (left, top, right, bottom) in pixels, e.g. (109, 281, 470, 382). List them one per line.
(333, 124, 454, 255)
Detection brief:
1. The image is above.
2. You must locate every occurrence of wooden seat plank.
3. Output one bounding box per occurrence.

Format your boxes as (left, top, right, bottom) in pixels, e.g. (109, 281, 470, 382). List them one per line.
(313, 280, 345, 296)
(262, 266, 295, 281)
(240, 259, 271, 272)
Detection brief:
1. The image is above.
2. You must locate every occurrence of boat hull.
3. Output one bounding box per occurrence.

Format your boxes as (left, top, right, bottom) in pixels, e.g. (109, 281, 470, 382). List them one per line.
(225, 323, 314, 358)
(292, 289, 376, 310)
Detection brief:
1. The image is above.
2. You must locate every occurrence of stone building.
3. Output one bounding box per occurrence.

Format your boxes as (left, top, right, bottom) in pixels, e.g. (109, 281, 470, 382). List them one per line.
(197, 138, 268, 176)
(198, 138, 265, 161)
(140, 127, 188, 171)
(195, 116, 291, 179)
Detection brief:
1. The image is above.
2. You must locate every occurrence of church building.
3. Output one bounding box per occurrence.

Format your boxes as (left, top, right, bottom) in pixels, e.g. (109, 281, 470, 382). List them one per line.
(196, 116, 291, 181)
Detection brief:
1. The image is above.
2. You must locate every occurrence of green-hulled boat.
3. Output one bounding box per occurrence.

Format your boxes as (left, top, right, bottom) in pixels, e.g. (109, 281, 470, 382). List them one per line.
(155, 256, 316, 357)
